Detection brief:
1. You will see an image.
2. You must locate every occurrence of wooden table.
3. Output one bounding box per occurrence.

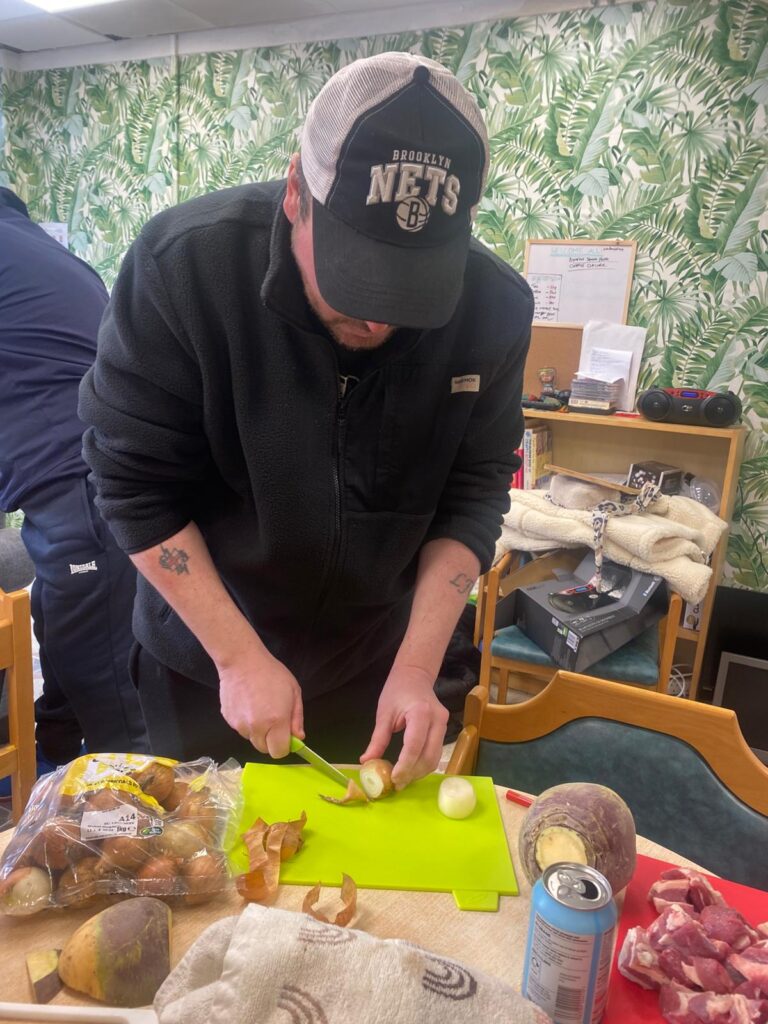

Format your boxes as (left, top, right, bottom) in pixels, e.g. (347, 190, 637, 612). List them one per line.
(0, 788, 694, 1017)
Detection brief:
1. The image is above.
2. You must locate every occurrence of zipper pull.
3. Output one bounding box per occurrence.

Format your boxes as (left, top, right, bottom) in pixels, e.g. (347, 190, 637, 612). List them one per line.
(338, 374, 359, 400)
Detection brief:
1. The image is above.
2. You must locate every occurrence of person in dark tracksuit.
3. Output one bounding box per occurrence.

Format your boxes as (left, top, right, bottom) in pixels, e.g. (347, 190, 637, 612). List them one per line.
(0, 188, 149, 761)
(79, 54, 533, 786)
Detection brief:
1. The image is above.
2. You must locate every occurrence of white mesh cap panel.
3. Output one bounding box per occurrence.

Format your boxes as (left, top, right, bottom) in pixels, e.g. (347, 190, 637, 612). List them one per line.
(300, 52, 489, 210)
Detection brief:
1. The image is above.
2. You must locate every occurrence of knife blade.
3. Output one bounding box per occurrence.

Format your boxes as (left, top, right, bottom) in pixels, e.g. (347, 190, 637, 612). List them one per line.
(289, 735, 349, 789)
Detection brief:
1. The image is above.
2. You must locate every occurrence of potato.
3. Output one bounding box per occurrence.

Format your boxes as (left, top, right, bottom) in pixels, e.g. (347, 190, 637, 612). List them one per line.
(58, 896, 172, 1006)
(518, 782, 636, 894)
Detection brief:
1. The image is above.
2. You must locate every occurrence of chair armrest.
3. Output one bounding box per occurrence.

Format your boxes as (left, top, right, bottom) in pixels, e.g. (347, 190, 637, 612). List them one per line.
(446, 725, 477, 775)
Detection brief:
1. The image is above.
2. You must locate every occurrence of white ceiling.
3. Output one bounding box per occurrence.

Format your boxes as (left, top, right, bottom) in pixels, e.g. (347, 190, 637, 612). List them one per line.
(0, 0, 634, 69)
(0, 0, 463, 51)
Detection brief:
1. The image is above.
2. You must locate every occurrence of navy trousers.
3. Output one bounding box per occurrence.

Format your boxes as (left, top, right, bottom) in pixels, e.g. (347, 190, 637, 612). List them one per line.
(20, 474, 149, 760)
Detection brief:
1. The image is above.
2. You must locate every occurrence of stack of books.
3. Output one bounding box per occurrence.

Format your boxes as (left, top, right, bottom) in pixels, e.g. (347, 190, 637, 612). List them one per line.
(511, 425, 552, 490)
(568, 373, 624, 414)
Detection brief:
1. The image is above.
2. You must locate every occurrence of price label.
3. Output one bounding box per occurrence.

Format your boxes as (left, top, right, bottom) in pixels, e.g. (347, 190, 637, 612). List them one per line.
(81, 805, 139, 840)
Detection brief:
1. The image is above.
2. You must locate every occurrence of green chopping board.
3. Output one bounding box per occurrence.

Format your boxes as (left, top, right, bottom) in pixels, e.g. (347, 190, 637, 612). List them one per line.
(228, 764, 518, 911)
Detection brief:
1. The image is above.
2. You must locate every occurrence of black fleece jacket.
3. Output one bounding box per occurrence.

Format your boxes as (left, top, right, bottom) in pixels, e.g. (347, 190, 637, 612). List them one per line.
(79, 181, 533, 697)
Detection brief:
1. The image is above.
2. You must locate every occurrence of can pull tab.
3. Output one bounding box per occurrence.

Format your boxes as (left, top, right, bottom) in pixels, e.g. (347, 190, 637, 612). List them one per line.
(556, 869, 588, 899)
(557, 871, 600, 902)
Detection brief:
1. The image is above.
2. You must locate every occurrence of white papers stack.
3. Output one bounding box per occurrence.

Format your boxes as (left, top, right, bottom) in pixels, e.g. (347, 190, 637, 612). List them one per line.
(578, 322, 648, 412)
(570, 345, 636, 411)
(569, 372, 624, 411)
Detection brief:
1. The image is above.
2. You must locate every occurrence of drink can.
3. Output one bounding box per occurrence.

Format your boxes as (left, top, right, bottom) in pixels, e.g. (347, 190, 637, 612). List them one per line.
(521, 862, 618, 1024)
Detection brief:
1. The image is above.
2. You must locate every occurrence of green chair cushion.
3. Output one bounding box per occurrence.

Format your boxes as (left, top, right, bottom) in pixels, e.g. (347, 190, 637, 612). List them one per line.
(490, 625, 659, 686)
(476, 718, 768, 889)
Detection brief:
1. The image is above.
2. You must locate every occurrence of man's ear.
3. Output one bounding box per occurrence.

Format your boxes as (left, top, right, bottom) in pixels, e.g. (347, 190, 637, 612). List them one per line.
(283, 153, 300, 224)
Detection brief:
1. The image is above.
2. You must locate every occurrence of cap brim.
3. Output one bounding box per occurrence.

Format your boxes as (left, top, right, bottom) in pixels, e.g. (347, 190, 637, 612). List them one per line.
(311, 197, 469, 330)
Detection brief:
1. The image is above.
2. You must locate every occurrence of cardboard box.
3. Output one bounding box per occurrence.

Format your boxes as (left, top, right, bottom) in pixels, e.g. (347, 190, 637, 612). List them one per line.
(627, 460, 682, 495)
(515, 553, 667, 673)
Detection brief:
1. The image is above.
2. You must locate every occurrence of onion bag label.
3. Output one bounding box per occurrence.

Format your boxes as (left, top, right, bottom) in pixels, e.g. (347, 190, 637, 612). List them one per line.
(80, 805, 164, 840)
(60, 753, 177, 812)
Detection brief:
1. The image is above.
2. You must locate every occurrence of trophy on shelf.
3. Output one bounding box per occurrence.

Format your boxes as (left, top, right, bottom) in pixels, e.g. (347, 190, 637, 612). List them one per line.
(538, 366, 556, 396)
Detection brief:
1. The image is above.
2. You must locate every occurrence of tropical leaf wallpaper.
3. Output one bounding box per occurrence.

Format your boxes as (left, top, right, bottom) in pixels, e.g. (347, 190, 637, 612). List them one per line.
(1, 0, 766, 587)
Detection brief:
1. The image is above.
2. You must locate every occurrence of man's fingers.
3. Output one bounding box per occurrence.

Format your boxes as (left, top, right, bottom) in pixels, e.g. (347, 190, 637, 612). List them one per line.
(420, 718, 448, 776)
(245, 728, 268, 753)
(360, 716, 394, 763)
(391, 704, 430, 788)
(264, 720, 292, 759)
(291, 693, 305, 741)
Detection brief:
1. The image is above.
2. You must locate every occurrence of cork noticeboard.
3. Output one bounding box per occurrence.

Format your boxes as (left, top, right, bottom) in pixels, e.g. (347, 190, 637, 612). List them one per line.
(523, 323, 582, 398)
(524, 239, 636, 327)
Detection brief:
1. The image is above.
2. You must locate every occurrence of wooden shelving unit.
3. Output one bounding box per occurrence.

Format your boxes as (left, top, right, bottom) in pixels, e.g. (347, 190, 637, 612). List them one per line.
(522, 409, 746, 701)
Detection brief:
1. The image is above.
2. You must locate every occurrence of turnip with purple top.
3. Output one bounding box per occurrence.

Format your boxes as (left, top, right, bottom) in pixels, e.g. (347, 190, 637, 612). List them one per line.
(518, 782, 636, 893)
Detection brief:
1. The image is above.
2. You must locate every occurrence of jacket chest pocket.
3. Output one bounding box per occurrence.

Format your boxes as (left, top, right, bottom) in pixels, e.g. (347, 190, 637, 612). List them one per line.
(373, 361, 485, 515)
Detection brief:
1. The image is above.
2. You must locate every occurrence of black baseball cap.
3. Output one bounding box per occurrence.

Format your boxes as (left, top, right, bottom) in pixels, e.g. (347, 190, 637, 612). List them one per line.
(300, 53, 489, 329)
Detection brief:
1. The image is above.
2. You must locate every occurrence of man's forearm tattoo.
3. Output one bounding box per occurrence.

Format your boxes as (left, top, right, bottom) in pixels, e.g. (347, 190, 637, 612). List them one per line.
(159, 544, 190, 575)
(449, 572, 475, 595)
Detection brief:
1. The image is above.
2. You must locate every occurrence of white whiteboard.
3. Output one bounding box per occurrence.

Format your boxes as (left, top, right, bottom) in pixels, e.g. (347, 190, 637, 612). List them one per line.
(524, 239, 636, 326)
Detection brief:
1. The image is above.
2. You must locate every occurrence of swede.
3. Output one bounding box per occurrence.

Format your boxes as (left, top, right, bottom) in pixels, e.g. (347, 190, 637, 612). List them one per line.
(518, 782, 636, 893)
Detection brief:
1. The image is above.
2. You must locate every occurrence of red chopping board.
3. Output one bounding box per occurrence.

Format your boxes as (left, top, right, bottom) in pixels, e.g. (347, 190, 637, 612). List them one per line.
(603, 853, 768, 1024)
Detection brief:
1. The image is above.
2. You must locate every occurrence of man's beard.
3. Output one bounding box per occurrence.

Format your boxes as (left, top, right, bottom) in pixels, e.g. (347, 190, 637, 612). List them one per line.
(291, 225, 396, 350)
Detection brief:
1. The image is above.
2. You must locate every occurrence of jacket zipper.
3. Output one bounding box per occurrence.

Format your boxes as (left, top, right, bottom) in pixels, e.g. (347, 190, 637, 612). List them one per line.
(326, 374, 356, 591)
(301, 373, 357, 667)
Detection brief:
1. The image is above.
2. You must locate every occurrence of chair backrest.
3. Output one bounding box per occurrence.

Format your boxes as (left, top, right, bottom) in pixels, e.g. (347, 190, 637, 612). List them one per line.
(475, 549, 682, 693)
(451, 673, 768, 888)
(0, 586, 36, 822)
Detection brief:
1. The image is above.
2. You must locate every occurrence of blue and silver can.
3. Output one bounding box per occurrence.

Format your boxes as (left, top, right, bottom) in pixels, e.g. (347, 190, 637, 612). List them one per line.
(522, 862, 618, 1024)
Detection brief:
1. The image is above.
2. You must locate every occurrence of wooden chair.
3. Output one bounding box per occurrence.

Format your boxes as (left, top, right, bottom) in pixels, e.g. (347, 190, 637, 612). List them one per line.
(448, 672, 768, 888)
(476, 549, 683, 702)
(0, 586, 36, 822)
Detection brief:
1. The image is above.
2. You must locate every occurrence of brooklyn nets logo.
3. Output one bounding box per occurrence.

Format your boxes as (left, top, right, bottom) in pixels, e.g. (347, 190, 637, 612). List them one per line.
(396, 196, 430, 232)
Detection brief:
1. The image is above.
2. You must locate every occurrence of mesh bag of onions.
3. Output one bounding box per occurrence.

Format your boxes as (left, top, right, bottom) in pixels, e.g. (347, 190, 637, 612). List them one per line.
(0, 753, 242, 915)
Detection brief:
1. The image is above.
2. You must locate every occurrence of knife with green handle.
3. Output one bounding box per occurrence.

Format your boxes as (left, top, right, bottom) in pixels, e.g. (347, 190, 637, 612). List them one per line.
(289, 735, 349, 789)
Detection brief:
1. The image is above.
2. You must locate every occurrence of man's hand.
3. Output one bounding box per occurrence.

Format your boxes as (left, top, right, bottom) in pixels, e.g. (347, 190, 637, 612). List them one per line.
(361, 666, 449, 789)
(217, 646, 304, 759)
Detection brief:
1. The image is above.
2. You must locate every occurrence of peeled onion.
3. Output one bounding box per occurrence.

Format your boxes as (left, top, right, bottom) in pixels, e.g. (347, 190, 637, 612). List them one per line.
(437, 777, 477, 819)
(359, 759, 394, 800)
(0, 866, 53, 915)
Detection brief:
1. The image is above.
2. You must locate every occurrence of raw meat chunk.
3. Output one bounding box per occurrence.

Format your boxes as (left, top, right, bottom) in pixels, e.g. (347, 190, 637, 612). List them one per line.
(652, 875, 700, 912)
(701, 906, 760, 952)
(659, 983, 703, 1023)
(661, 948, 695, 985)
(727, 945, 768, 996)
(658, 948, 736, 993)
(618, 926, 668, 989)
(685, 958, 736, 995)
(650, 905, 731, 961)
(649, 869, 727, 914)
(660, 984, 768, 1024)
(686, 991, 768, 1023)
